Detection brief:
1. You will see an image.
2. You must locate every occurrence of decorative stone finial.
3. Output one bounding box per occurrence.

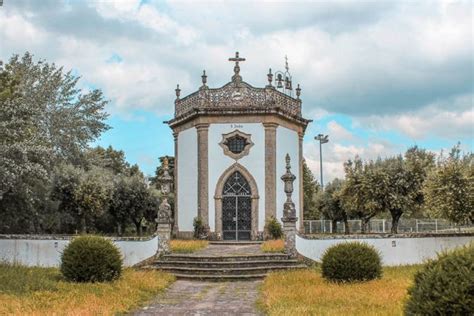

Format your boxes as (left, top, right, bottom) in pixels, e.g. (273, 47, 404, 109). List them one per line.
(267, 68, 273, 87)
(296, 84, 301, 99)
(201, 70, 207, 87)
(228, 51, 245, 83)
(175, 84, 181, 100)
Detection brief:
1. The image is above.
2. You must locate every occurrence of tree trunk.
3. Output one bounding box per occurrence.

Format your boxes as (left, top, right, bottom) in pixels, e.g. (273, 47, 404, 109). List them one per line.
(117, 223, 122, 236)
(343, 217, 350, 234)
(361, 218, 370, 233)
(390, 209, 403, 234)
(134, 221, 142, 236)
(331, 219, 338, 234)
(80, 213, 87, 233)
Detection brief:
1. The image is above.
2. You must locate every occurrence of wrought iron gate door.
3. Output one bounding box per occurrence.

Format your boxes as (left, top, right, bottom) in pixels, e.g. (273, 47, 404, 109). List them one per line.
(222, 171, 252, 240)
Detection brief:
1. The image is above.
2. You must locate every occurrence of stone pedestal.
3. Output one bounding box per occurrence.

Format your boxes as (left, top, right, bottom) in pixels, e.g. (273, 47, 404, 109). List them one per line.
(157, 222, 171, 255)
(282, 218, 297, 258)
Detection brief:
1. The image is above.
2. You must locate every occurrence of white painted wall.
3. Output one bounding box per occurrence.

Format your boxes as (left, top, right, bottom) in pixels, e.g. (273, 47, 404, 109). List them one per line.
(0, 236, 159, 267)
(276, 126, 300, 227)
(296, 235, 473, 266)
(208, 123, 266, 231)
(177, 127, 198, 231)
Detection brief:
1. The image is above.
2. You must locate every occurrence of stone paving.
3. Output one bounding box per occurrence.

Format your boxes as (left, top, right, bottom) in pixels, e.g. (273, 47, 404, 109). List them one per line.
(133, 279, 262, 316)
(133, 244, 269, 315)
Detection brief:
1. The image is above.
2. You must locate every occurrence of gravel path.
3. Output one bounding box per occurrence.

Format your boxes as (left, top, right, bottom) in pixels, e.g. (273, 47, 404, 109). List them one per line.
(133, 279, 262, 316)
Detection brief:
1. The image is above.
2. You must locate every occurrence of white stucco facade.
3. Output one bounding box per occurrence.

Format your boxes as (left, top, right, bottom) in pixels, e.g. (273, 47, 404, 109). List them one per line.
(177, 127, 198, 231)
(276, 126, 300, 228)
(208, 123, 266, 231)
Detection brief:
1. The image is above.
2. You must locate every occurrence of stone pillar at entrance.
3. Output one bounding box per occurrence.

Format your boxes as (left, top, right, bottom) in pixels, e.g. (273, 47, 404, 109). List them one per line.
(280, 154, 298, 258)
(156, 157, 173, 255)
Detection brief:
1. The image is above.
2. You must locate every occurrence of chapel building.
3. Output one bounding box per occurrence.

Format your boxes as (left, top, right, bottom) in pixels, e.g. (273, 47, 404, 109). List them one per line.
(166, 52, 311, 240)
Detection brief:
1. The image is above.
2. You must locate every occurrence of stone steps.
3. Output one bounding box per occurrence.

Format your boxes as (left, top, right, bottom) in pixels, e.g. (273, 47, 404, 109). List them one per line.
(155, 264, 306, 275)
(154, 259, 300, 268)
(147, 252, 306, 281)
(162, 254, 289, 262)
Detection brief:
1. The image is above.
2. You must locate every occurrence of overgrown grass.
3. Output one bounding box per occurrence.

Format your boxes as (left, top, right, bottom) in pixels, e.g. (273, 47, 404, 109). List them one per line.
(0, 263, 175, 315)
(170, 239, 209, 253)
(259, 265, 421, 316)
(261, 239, 285, 253)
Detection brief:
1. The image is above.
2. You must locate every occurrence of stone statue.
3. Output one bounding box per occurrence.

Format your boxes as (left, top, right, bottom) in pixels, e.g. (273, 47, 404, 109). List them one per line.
(280, 154, 298, 258)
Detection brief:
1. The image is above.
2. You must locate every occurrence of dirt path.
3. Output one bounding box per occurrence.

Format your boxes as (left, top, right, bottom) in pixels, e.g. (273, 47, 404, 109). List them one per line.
(133, 279, 262, 315)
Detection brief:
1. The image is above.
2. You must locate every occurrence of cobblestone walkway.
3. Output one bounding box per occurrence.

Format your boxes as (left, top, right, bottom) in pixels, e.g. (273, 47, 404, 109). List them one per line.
(133, 279, 262, 316)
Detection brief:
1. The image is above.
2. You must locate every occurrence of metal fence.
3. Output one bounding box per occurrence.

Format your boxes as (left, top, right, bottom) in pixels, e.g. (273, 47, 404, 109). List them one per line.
(303, 219, 474, 235)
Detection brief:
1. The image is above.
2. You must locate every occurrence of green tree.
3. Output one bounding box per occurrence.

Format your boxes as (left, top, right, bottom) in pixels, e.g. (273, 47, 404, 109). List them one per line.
(84, 146, 132, 175)
(424, 145, 473, 224)
(110, 174, 149, 236)
(341, 157, 384, 233)
(303, 159, 320, 219)
(0, 52, 109, 233)
(320, 178, 349, 234)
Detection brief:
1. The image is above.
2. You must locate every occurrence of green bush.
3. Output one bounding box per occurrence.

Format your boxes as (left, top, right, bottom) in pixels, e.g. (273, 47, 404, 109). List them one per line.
(193, 216, 208, 239)
(405, 244, 474, 316)
(321, 242, 382, 282)
(60, 235, 122, 282)
(266, 217, 283, 240)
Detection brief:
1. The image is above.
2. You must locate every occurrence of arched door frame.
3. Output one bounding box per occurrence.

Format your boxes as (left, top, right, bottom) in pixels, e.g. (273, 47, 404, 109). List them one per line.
(214, 163, 259, 240)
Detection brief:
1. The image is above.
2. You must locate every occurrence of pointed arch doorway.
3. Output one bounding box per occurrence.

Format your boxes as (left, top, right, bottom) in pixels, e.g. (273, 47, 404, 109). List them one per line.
(215, 164, 259, 241)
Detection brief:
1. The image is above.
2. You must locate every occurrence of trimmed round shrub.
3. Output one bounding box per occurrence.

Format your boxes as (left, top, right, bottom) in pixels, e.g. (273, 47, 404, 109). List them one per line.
(60, 235, 123, 282)
(405, 244, 474, 316)
(321, 242, 382, 282)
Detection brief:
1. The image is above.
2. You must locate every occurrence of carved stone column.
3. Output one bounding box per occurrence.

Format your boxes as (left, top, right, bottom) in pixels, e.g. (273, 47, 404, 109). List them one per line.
(196, 123, 210, 229)
(156, 157, 173, 255)
(281, 154, 298, 258)
(264, 122, 278, 228)
(172, 131, 179, 236)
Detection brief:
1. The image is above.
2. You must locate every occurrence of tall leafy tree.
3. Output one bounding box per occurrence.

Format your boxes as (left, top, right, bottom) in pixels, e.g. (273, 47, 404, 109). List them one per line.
(303, 159, 320, 219)
(341, 157, 383, 233)
(0, 52, 110, 233)
(424, 145, 473, 224)
(320, 178, 349, 234)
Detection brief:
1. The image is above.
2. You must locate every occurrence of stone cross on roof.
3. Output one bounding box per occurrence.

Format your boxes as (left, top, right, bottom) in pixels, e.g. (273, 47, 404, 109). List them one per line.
(228, 51, 245, 82)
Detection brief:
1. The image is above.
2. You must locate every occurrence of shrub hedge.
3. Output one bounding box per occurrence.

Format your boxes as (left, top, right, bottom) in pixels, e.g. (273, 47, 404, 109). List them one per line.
(60, 235, 123, 282)
(405, 243, 474, 315)
(321, 242, 382, 282)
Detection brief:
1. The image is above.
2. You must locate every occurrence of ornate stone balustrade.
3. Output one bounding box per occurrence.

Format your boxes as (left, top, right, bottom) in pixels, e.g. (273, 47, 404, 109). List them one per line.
(174, 82, 302, 118)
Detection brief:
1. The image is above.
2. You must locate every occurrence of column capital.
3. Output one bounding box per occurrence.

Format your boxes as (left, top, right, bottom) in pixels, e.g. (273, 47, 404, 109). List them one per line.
(263, 122, 279, 130)
(195, 123, 210, 131)
(298, 131, 304, 140)
(173, 131, 179, 140)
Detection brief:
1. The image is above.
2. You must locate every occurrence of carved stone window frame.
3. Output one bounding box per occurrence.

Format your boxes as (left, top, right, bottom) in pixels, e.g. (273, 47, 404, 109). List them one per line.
(219, 129, 254, 160)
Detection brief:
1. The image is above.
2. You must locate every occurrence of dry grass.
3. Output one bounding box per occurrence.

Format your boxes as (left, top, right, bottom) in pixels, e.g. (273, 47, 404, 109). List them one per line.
(259, 265, 421, 316)
(261, 239, 285, 253)
(0, 264, 174, 315)
(170, 239, 209, 253)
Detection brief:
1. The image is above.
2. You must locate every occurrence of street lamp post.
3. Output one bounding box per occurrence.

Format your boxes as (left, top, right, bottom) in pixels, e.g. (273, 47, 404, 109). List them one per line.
(314, 134, 329, 233)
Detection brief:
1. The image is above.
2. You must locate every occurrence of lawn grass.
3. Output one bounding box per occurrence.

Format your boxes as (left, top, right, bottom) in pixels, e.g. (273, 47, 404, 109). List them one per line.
(259, 265, 421, 316)
(0, 263, 175, 315)
(261, 239, 285, 253)
(170, 239, 209, 253)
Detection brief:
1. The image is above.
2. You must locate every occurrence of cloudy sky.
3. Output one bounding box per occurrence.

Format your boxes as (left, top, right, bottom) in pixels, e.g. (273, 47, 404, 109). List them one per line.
(1, 0, 472, 181)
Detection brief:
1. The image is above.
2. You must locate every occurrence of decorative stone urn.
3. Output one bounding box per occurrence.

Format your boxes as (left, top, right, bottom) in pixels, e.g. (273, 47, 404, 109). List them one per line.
(156, 157, 173, 255)
(280, 154, 298, 258)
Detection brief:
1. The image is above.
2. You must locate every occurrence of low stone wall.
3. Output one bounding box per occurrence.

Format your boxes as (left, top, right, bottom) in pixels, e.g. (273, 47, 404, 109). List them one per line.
(0, 235, 158, 267)
(296, 234, 473, 266)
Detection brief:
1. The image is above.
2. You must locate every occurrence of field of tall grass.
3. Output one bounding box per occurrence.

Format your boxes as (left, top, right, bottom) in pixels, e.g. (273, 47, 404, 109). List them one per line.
(259, 265, 421, 316)
(0, 264, 174, 315)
